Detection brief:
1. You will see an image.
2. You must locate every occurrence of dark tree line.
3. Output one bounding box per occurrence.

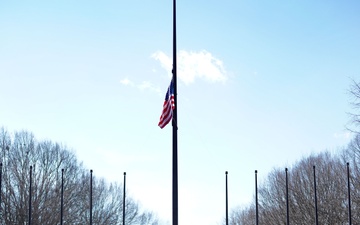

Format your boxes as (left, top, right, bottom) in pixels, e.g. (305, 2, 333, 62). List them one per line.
(227, 80, 360, 225)
(0, 128, 159, 225)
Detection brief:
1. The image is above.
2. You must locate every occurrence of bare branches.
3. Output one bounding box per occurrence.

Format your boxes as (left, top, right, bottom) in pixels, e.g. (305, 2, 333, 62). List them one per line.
(228, 148, 360, 225)
(0, 127, 159, 225)
(348, 79, 360, 133)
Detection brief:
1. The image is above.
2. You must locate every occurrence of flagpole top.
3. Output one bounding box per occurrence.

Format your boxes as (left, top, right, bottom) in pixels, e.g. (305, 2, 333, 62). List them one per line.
(225, 171, 228, 175)
(124, 172, 126, 176)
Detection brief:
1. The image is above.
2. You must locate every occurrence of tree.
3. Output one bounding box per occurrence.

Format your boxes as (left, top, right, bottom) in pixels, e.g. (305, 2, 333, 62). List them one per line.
(227, 79, 360, 225)
(228, 205, 256, 225)
(0, 127, 159, 225)
(341, 134, 360, 222)
(228, 151, 355, 225)
(348, 79, 360, 133)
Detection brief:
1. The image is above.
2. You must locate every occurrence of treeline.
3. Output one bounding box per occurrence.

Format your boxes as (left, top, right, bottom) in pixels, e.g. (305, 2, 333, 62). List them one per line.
(228, 79, 360, 224)
(0, 127, 159, 225)
(228, 135, 360, 224)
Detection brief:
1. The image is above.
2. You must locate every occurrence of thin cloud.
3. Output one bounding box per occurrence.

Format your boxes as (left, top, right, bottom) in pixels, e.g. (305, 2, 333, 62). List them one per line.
(333, 131, 352, 140)
(120, 78, 161, 94)
(138, 81, 161, 93)
(152, 50, 227, 85)
(151, 51, 172, 73)
(120, 78, 134, 86)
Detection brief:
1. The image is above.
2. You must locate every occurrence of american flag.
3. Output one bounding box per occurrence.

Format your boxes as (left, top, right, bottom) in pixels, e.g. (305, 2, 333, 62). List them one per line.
(158, 79, 175, 129)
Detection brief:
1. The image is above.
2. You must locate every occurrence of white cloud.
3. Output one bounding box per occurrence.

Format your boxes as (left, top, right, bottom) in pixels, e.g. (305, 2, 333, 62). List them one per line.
(138, 81, 161, 93)
(120, 78, 161, 94)
(151, 51, 172, 73)
(120, 78, 134, 86)
(152, 50, 227, 85)
(333, 131, 352, 140)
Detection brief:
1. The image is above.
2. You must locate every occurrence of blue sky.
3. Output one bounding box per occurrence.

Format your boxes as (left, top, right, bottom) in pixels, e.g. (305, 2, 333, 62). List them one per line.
(1, 1, 360, 224)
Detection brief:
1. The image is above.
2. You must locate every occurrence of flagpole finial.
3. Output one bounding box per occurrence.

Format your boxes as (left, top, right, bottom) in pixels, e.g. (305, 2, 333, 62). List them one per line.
(225, 171, 228, 175)
(255, 170, 257, 174)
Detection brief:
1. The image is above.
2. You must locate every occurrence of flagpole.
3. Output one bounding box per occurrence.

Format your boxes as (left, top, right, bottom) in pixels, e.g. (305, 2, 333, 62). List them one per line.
(347, 163, 352, 225)
(255, 170, 258, 225)
(225, 171, 228, 225)
(29, 166, 32, 225)
(0, 162, 2, 219)
(123, 172, 126, 225)
(313, 166, 318, 225)
(172, 0, 178, 224)
(61, 169, 64, 225)
(285, 168, 289, 225)
(90, 169, 93, 225)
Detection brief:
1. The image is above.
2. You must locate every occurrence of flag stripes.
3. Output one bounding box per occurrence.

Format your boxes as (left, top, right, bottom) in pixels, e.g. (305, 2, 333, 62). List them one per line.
(158, 79, 175, 129)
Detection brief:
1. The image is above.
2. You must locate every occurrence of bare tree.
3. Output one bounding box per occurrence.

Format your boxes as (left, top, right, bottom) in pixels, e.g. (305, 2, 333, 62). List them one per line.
(228, 151, 352, 225)
(228, 79, 360, 224)
(341, 134, 360, 222)
(348, 79, 360, 133)
(228, 205, 256, 225)
(290, 152, 347, 224)
(0, 127, 159, 225)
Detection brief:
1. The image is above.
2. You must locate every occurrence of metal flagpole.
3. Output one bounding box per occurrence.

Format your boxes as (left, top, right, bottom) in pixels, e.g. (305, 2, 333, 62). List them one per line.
(61, 169, 64, 225)
(0, 162, 2, 218)
(285, 168, 289, 225)
(29, 166, 32, 225)
(347, 163, 352, 225)
(255, 170, 258, 225)
(313, 166, 318, 225)
(225, 171, 228, 225)
(123, 172, 126, 225)
(90, 170, 93, 225)
(172, 0, 178, 225)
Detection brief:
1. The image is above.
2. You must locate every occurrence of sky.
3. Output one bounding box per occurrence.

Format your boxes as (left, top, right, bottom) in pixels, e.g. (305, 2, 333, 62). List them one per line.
(1, 1, 360, 224)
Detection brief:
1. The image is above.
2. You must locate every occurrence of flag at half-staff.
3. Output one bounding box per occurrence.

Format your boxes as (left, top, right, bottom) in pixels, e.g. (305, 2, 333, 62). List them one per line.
(158, 78, 175, 129)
